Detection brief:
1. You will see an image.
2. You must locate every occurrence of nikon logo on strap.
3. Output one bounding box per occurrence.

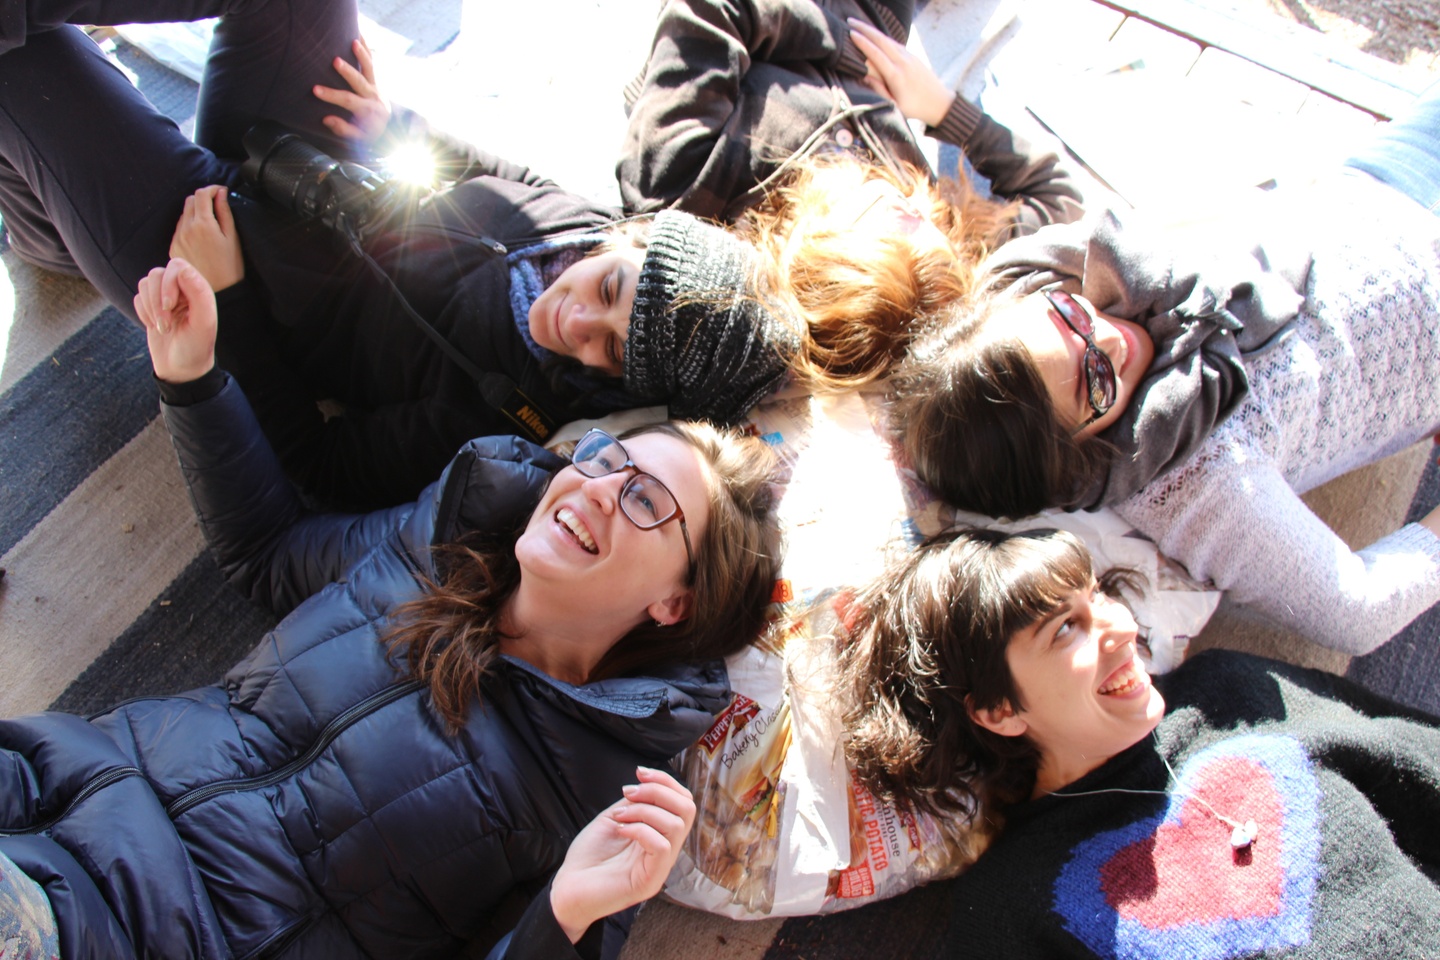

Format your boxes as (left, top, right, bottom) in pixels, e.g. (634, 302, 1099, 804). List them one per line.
(499, 390, 556, 443)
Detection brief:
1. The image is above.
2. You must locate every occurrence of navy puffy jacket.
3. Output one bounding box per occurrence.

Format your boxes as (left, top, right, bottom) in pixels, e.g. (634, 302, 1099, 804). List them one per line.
(0, 377, 729, 959)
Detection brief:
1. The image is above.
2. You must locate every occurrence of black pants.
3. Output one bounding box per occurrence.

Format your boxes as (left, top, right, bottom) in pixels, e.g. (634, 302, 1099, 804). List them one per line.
(0, 0, 361, 313)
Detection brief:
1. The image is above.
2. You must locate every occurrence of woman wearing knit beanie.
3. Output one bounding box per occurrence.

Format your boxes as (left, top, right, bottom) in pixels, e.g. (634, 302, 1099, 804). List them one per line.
(620, 0, 1091, 394)
(0, 0, 796, 511)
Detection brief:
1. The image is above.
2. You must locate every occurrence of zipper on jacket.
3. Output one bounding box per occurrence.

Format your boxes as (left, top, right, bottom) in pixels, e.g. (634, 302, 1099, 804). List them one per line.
(401, 221, 507, 256)
(0, 765, 144, 837)
(242, 908, 324, 960)
(165, 679, 426, 820)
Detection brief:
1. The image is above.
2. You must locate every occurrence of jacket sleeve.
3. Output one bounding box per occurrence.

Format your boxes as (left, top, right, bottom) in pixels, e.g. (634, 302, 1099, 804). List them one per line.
(1114, 452, 1440, 655)
(927, 96, 1087, 234)
(160, 373, 424, 617)
(617, 0, 856, 215)
(213, 279, 490, 508)
(377, 103, 558, 188)
(484, 880, 638, 960)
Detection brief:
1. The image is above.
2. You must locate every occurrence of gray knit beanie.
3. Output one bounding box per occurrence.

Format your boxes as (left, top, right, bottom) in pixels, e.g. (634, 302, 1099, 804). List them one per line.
(624, 211, 798, 425)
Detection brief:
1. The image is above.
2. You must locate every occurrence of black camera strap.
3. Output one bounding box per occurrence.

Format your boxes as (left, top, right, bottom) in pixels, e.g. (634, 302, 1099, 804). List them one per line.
(348, 234, 557, 444)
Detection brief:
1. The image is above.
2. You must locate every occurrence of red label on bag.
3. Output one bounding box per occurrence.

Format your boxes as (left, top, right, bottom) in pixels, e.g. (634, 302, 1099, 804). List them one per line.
(835, 863, 875, 899)
(696, 693, 761, 756)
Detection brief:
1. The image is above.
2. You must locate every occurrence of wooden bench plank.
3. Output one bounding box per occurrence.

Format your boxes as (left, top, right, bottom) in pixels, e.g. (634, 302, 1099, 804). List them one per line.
(1092, 0, 1423, 118)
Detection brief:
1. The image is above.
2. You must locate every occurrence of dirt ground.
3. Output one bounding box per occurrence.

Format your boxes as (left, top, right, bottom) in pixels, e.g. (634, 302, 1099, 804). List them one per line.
(1244, 0, 1440, 78)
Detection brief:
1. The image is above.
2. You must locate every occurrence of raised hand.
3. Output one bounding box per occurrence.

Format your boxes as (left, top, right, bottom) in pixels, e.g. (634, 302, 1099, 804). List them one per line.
(313, 37, 392, 144)
(848, 18, 956, 128)
(170, 185, 244, 293)
(548, 767, 697, 943)
(134, 258, 218, 385)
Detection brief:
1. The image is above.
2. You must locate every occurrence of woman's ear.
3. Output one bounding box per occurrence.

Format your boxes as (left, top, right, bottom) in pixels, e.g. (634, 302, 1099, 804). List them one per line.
(966, 695, 1028, 738)
(647, 590, 693, 627)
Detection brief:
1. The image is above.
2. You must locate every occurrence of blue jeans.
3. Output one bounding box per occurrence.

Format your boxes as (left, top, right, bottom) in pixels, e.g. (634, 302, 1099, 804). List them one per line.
(0, 0, 360, 308)
(1345, 80, 1440, 215)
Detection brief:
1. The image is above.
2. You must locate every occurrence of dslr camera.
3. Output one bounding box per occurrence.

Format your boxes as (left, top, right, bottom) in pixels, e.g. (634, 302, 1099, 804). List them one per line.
(241, 121, 425, 244)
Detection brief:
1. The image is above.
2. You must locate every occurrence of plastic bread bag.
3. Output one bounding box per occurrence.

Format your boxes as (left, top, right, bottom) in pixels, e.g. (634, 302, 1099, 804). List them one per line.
(663, 595, 993, 920)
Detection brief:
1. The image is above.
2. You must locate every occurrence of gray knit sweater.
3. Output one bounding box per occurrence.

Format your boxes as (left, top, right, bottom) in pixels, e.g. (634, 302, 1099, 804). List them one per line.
(983, 171, 1440, 653)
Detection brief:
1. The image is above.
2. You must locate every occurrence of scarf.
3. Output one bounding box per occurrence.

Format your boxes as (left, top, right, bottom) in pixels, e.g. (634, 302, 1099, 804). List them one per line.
(507, 235, 634, 410)
(985, 209, 1311, 507)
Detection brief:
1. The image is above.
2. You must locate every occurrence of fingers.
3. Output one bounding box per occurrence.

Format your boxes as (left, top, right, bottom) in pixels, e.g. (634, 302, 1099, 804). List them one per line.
(191, 185, 216, 223)
(611, 801, 685, 847)
(352, 36, 376, 85)
(175, 185, 224, 229)
(313, 42, 389, 144)
(618, 766, 696, 832)
(312, 82, 367, 112)
(160, 256, 189, 312)
(849, 25, 901, 82)
(134, 266, 168, 334)
(173, 257, 212, 304)
(213, 186, 235, 237)
(321, 114, 366, 140)
(607, 812, 673, 863)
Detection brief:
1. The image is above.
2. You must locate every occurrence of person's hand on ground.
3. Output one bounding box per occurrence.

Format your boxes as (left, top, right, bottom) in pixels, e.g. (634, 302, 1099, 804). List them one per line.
(848, 18, 956, 128)
(314, 37, 391, 144)
(135, 258, 218, 384)
(169, 186, 243, 292)
(548, 766, 697, 943)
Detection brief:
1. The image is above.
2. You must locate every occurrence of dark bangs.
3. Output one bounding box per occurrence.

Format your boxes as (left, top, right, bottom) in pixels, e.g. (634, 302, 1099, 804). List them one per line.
(982, 528, 1095, 646)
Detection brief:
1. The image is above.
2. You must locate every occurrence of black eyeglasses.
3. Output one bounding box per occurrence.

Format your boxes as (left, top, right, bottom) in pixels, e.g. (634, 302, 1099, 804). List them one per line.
(1043, 290, 1116, 428)
(570, 429, 696, 576)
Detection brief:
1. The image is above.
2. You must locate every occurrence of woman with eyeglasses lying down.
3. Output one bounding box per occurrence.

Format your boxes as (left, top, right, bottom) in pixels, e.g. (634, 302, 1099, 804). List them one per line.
(0, 258, 783, 960)
(839, 527, 1440, 960)
(888, 83, 1440, 658)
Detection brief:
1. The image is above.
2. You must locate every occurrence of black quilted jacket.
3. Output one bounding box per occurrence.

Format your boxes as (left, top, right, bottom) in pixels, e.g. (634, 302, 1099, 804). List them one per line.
(0, 377, 729, 959)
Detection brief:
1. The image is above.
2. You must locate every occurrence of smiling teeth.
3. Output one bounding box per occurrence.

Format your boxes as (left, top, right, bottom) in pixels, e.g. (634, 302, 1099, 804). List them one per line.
(1099, 659, 1146, 696)
(557, 507, 597, 553)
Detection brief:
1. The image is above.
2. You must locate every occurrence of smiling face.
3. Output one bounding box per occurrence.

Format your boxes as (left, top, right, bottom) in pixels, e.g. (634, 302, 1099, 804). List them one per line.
(513, 431, 711, 638)
(527, 242, 648, 377)
(982, 585, 1166, 796)
(987, 292, 1156, 437)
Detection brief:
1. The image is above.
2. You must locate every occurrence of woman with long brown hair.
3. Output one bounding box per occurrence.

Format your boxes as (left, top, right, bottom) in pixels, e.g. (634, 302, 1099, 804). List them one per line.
(0, 258, 784, 960)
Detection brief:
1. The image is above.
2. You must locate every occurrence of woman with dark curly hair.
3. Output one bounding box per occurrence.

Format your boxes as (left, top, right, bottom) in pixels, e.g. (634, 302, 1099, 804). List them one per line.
(840, 527, 1440, 959)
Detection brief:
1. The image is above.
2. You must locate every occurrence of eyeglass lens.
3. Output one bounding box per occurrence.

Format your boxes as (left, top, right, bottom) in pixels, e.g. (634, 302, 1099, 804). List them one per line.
(570, 431, 679, 529)
(1043, 291, 1116, 417)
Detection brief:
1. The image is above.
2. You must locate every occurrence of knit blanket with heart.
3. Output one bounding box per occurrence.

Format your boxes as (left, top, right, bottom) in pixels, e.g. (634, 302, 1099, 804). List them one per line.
(1053, 734, 1321, 960)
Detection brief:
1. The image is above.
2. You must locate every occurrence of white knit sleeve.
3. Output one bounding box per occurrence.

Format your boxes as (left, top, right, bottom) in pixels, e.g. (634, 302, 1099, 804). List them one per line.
(1114, 451, 1440, 656)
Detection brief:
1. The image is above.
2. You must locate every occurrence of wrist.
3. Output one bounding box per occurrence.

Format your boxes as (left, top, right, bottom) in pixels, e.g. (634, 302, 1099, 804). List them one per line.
(920, 91, 958, 129)
(156, 365, 225, 406)
(548, 880, 593, 944)
(157, 360, 217, 386)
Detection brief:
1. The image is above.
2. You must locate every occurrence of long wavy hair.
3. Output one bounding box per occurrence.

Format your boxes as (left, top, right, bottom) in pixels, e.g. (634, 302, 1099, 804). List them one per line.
(889, 294, 1115, 518)
(840, 528, 1133, 825)
(737, 154, 1014, 391)
(383, 421, 782, 732)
